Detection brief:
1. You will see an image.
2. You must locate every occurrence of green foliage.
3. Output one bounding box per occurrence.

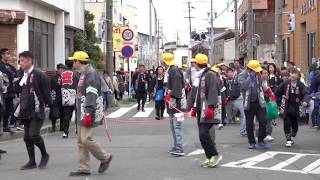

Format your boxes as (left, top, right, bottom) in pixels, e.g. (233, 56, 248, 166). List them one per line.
(91, 60, 106, 70)
(74, 10, 102, 61)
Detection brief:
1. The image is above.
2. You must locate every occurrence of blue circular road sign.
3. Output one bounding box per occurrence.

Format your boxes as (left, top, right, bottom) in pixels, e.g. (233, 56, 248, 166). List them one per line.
(121, 45, 134, 58)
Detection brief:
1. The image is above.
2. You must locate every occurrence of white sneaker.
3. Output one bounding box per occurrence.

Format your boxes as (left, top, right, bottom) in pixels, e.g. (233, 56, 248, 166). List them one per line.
(62, 133, 68, 138)
(218, 124, 224, 130)
(285, 140, 294, 147)
(264, 135, 275, 142)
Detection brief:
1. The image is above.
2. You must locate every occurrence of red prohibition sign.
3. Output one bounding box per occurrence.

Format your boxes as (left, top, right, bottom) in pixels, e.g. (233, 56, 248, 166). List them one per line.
(122, 29, 134, 41)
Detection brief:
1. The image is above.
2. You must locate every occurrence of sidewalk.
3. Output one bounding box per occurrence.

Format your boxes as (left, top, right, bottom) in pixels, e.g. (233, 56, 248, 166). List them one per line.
(0, 97, 136, 142)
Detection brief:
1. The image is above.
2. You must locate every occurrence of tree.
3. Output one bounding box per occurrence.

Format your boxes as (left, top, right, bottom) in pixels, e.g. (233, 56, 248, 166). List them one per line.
(74, 10, 102, 61)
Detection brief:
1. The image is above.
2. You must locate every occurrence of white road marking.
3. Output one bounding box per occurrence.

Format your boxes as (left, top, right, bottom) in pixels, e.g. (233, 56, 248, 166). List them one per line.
(222, 151, 320, 175)
(187, 149, 205, 157)
(133, 108, 154, 118)
(106, 104, 138, 118)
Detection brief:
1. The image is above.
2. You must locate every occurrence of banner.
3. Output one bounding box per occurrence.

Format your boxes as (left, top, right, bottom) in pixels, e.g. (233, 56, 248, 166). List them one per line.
(113, 26, 127, 52)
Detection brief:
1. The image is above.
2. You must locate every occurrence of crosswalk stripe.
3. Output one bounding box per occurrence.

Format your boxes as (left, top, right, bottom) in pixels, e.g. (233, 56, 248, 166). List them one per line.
(107, 104, 138, 118)
(270, 154, 305, 170)
(302, 159, 320, 174)
(187, 149, 205, 157)
(222, 151, 320, 175)
(133, 108, 154, 118)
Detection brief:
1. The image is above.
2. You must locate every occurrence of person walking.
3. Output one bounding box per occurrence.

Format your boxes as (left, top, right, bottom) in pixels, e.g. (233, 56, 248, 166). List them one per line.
(0, 68, 9, 159)
(275, 68, 308, 147)
(17, 51, 52, 170)
(238, 60, 270, 149)
(61, 59, 80, 138)
(69, 51, 112, 176)
(163, 53, 185, 156)
(194, 53, 223, 168)
(0, 48, 18, 133)
(135, 65, 148, 112)
(101, 71, 114, 113)
(152, 66, 165, 120)
(49, 64, 65, 132)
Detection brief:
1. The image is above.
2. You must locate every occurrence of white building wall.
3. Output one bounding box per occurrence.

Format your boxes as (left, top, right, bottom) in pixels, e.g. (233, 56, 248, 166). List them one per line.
(174, 48, 189, 67)
(224, 38, 235, 66)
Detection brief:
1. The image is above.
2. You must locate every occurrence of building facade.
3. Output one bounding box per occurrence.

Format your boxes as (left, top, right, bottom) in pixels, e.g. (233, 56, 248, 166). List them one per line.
(238, 0, 275, 63)
(0, 0, 84, 70)
(281, 0, 318, 72)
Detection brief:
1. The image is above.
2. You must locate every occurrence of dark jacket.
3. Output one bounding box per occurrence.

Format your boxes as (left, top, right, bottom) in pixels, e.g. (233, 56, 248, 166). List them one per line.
(76, 65, 104, 128)
(167, 65, 185, 99)
(275, 80, 307, 117)
(0, 60, 17, 98)
(19, 68, 52, 120)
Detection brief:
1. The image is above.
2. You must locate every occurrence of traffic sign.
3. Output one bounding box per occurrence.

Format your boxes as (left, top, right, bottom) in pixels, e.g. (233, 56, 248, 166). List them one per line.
(122, 28, 134, 41)
(121, 45, 134, 58)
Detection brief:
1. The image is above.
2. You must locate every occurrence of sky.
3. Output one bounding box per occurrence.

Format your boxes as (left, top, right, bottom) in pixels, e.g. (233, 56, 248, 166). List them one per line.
(122, 0, 239, 45)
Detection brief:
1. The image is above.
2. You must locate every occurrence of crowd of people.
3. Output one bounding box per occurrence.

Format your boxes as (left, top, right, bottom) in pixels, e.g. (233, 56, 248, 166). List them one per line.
(128, 53, 320, 168)
(1, 46, 320, 173)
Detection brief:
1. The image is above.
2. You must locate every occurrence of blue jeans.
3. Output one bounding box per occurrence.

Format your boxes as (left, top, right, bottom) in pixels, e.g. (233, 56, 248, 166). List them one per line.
(266, 120, 272, 135)
(233, 99, 246, 135)
(311, 105, 319, 126)
(169, 115, 183, 151)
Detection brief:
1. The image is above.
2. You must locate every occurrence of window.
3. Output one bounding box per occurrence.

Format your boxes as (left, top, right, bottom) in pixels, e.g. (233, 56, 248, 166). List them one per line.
(308, 32, 317, 66)
(29, 18, 54, 70)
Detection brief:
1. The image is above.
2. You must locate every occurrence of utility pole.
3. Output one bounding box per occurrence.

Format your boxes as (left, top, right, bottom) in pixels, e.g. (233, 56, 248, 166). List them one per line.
(210, 0, 214, 64)
(154, 8, 158, 68)
(184, 1, 195, 37)
(247, 0, 254, 61)
(234, 0, 239, 60)
(106, 0, 113, 75)
(149, 0, 153, 69)
(275, 0, 283, 67)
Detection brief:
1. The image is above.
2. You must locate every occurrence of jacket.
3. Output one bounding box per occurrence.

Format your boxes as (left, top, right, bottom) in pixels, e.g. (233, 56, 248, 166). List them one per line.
(101, 75, 114, 93)
(195, 68, 221, 124)
(275, 80, 307, 117)
(0, 60, 17, 98)
(76, 65, 104, 128)
(166, 65, 185, 99)
(50, 73, 62, 105)
(238, 70, 267, 110)
(19, 68, 52, 120)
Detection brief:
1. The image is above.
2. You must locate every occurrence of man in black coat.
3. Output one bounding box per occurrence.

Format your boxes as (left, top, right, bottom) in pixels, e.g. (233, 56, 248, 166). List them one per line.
(135, 65, 148, 111)
(17, 51, 52, 170)
(0, 48, 18, 132)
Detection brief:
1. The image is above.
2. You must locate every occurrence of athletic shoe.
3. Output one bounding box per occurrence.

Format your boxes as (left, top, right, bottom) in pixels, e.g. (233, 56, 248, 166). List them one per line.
(257, 141, 270, 149)
(168, 148, 176, 154)
(155, 116, 160, 120)
(285, 140, 294, 148)
(218, 124, 224, 130)
(69, 170, 91, 176)
(264, 135, 274, 142)
(240, 133, 247, 137)
(201, 159, 210, 167)
(203, 155, 223, 168)
(171, 150, 185, 156)
(248, 144, 256, 149)
(62, 133, 68, 139)
(98, 154, 113, 173)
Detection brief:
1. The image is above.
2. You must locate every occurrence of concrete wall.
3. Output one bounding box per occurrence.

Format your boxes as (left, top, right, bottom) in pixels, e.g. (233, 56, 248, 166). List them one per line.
(174, 48, 189, 67)
(257, 44, 276, 63)
(224, 38, 235, 66)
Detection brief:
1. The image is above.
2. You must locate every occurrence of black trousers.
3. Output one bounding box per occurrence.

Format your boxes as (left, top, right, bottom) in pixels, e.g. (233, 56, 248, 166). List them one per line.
(198, 122, 218, 159)
(284, 111, 299, 140)
(155, 100, 165, 117)
(245, 102, 267, 144)
(3, 97, 14, 130)
(23, 118, 48, 162)
(63, 106, 75, 135)
(137, 92, 147, 109)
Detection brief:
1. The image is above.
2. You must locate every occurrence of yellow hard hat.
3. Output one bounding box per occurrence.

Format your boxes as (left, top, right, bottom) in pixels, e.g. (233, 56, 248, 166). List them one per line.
(69, 51, 90, 61)
(195, 53, 208, 65)
(211, 65, 220, 73)
(216, 63, 226, 67)
(162, 53, 175, 66)
(247, 60, 263, 73)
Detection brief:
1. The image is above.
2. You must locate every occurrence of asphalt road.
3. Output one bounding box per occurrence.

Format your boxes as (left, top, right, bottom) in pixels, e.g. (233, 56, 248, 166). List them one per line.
(1, 102, 320, 180)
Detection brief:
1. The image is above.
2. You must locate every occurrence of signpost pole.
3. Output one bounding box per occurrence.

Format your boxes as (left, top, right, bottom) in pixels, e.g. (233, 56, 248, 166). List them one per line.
(128, 57, 131, 97)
